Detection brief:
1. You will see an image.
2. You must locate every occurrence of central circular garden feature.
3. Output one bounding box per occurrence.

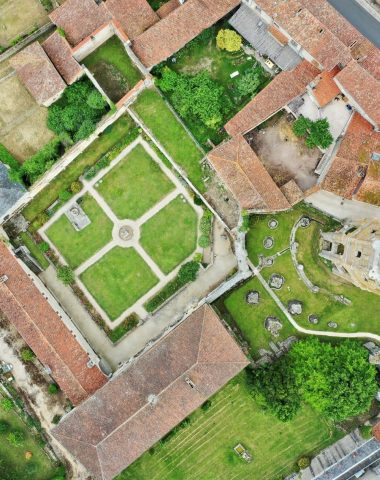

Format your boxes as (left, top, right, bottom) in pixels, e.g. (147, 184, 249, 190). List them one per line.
(119, 225, 134, 241)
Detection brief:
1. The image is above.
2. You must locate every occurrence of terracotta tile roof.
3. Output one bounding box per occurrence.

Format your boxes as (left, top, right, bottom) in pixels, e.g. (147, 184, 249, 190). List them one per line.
(255, 0, 352, 70)
(9, 42, 66, 106)
(225, 60, 320, 136)
(334, 60, 380, 127)
(208, 135, 291, 212)
(132, 0, 241, 68)
(311, 66, 341, 107)
(42, 31, 83, 84)
(357, 41, 380, 81)
(0, 243, 107, 405)
(52, 305, 248, 480)
(105, 0, 159, 40)
(280, 180, 304, 205)
(268, 25, 288, 46)
(49, 0, 110, 46)
(373, 421, 380, 442)
(322, 113, 380, 201)
(156, 0, 180, 19)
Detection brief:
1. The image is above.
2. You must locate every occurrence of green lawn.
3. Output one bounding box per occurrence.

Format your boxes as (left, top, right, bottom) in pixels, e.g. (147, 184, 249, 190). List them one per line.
(132, 89, 205, 192)
(140, 196, 198, 274)
(22, 115, 137, 223)
(247, 204, 380, 335)
(83, 36, 142, 102)
(19, 232, 50, 270)
(0, 396, 62, 480)
(45, 194, 113, 269)
(80, 246, 158, 320)
(119, 371, 340, 480)
(97, 143, 174, 220)
(219, 277, 298, 357)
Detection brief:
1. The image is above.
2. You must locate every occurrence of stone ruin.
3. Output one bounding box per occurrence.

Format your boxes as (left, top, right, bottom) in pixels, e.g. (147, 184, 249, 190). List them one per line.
(246, 290, 260, 305)
(265, 317, 283, 337)
(269, 273, 284, 289)
(328, 321, 338, 329)
(288, 300, 303, 315)
(299, 216, 311, 228)
(308, 314, 319, 325)
(268, 219, 278, 229)
(65, 202, 91, 231)
(263, 236, 274, 249)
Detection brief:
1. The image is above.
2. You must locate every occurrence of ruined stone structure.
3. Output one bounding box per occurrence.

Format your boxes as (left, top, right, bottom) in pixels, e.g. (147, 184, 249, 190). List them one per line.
(320, 220, 380, 295)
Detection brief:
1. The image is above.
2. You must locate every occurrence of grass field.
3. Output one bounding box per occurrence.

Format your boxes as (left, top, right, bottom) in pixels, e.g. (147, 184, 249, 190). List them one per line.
(46, 194, 113, 269)
(80, 246, 158, 319)
(83, 36, 142, 102)
(247, 203, 380, 335)
(18, 232, 50, 270)
(218, 277, 298, 357)
(23, 115, 137, 223)
(131, 89, 205, 192)
(0, 395, 62, 480)
(119, 371, 340, 480)
(97, 143, 174, 220)
(140, 196, 198, 274)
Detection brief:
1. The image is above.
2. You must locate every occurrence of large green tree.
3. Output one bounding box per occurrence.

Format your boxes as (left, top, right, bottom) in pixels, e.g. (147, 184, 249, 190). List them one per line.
(292, 116, 333, 149)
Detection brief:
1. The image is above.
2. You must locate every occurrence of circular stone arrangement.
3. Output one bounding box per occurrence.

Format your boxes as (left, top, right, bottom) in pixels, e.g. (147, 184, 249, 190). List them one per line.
(300, 217, 311, 228)
(265, 317, 283, 336)
(263, 236, 274, 249)
(269, 273, 285, 290)
(268, 219, 279, 229)
(308, 314, 319, 325)
(70, 206, 80, 216)
(264, 257, 274, 267)
(119, 225, 134, 241)
(328, 321, 338, 329)
(246, 290, 260, 305)
(288, 300, 303, 315)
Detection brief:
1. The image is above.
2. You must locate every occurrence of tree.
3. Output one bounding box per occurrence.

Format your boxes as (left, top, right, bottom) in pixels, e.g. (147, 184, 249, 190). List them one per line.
(292, 116, 333, 149)
(0, 420, 10, 434)
(290, 338, 378, 421)
(216, 29, 242, 52)
(86, 90, 107, 110)
(48, 383, 59, 395)
(292, 116, 312, 137)
(38, 241, 50, 254)
(236, 70, 261, 97)
(248, 357, 301, 422)
(0, 398, 13, 412)
(57, 265, 75, 285)
(20, 347, 35, 362)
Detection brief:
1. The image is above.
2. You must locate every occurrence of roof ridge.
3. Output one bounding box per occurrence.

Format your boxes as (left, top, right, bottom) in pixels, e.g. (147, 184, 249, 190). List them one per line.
(195, 305, 207, 364)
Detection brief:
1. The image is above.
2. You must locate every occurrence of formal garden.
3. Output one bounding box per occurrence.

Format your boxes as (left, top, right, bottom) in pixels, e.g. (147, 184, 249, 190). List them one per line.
(83, 35, 143, 103)
(0, 394, 65, 480)
(152, 24, 271, 148)
(40, 138, 202, 323)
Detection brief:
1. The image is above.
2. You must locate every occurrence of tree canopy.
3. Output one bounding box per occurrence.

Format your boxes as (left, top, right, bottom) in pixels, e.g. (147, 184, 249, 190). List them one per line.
(292, 116, 333, 149)
(216, 29, 242, 52)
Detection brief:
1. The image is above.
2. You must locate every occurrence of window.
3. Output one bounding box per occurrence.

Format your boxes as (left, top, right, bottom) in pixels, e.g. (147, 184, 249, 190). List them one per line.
(356, 251, 362, 258)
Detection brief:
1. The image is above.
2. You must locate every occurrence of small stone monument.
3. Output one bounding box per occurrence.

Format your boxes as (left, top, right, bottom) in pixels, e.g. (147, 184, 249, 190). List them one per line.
(288, 300, 303, 315)
(246, 290, 260, 305)
(268, 219, 278, 229)
(308, 314, 319, 325)
(269, 273, 284, 289)
(299, 217, 311, 228)
(263, 236, 274, 249)
(328, 321, 338, 329)
(265, 317, 283, 337)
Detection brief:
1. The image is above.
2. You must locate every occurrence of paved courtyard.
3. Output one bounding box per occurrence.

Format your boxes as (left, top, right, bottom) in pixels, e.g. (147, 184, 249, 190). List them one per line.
(40, 137, 203, 326)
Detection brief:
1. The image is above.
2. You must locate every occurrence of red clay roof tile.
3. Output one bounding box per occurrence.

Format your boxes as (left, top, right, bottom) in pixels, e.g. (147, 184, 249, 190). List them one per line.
(311, 66, 341, 107)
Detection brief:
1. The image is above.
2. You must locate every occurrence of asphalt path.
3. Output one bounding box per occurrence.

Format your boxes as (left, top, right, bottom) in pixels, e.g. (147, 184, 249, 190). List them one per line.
(327, 0, 380, 48)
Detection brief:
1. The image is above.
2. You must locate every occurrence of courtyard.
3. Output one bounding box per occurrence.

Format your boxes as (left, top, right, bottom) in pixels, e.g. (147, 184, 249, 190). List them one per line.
(245, 113, 321, 191)
(83, 35, 143, 103)
(41, 137, 202, 323)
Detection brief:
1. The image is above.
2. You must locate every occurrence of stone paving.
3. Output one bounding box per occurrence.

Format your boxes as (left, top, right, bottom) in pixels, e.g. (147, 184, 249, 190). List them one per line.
(39, 136, 203, 328)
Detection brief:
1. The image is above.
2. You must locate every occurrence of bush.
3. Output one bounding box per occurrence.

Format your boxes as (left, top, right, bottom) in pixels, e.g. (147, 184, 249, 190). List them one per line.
(201, 400, 212, 411)
(52, 414, 62, 425)
(38, 241, 50, 253)
(21, 139, 62, 185)
(48, 383, 59, 395)
(177, 261, 200, 283)
(0, 144, 23, 184)
(0, 398, 13, 412)
(57, 265, 75, 285)
(297, 457, 310, 470)
(0, 420, 10, 433)
(7, 431, 24, 446)
(70, 180, 82, 194)
(236, 70, 261, 97)
(20, 347, 35, 362)
(198, 234, 210, 248)
(359, 425, 373, 439)
(239, 209, 250, 233)
(216, 29, 242, 52)
(58, 190, 72, 202)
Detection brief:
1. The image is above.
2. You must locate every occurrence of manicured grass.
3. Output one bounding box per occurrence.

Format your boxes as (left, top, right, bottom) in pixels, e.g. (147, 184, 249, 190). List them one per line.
(19, 232, 50, 270)
(119, 371, 340, 480)
(0, 395, 62, 480)
(83, 36, 142, 102)
(132, 89, 205, 192)
(140, 196, 198, 274)
(80, 246, 158, 320)
(97, 143, 174, 220)
(45, 194, 113, 269)
(23, 115, 137, 222)
(219, 277, 298, 357)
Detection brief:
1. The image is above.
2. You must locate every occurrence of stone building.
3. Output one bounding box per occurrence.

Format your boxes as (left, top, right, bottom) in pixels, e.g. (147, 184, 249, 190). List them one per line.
(320, 219, 380, 295)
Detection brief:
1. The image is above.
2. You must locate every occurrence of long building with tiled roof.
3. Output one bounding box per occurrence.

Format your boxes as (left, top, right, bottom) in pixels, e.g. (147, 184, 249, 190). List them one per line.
(0, 242, 107, 405)
(52, 304, 248, 480)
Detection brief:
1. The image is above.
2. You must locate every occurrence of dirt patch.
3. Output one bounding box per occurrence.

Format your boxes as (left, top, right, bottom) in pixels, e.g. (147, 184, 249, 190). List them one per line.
(0, 65, 54, 161)
(178, 57, 213, 75)
(204, 173, 240, 229)
(245, 115, 322, 190)
(0, 0, 48, 48)
(91, 61, 129, 103)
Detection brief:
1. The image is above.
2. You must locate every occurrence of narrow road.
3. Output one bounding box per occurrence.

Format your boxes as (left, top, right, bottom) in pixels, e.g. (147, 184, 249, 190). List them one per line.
(327, 0, 380, 47)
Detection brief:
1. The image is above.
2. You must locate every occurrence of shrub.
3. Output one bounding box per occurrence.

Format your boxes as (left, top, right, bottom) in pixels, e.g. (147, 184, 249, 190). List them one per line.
(52, 414, 62, 425)
(38, 241, 50, 253)
(7, 431, 24, 446)
(198, 234, 211, 248)
(86, 90, 107, 110)
(58, 190, 72, 202)
(0, 144, 23, 184)
(70, 181, 82, 194)
(0, 420, 10, 433)
(57, 265, 75, 285)
(236, 70, 261, 98)
(20, 347, 35, 362)
(239, 209, 250, 233)
(201, 400, 212, 411)
(0, 398, 13, 412)
(359, 425, 373, 439)
(297, 457, 311, 470)
(21, 139, 61, 185)
(56, 27, 65, 37)
(48, 383, 59, 395)
(177, 261, 200, 283)
(216, 29, 242, 52)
